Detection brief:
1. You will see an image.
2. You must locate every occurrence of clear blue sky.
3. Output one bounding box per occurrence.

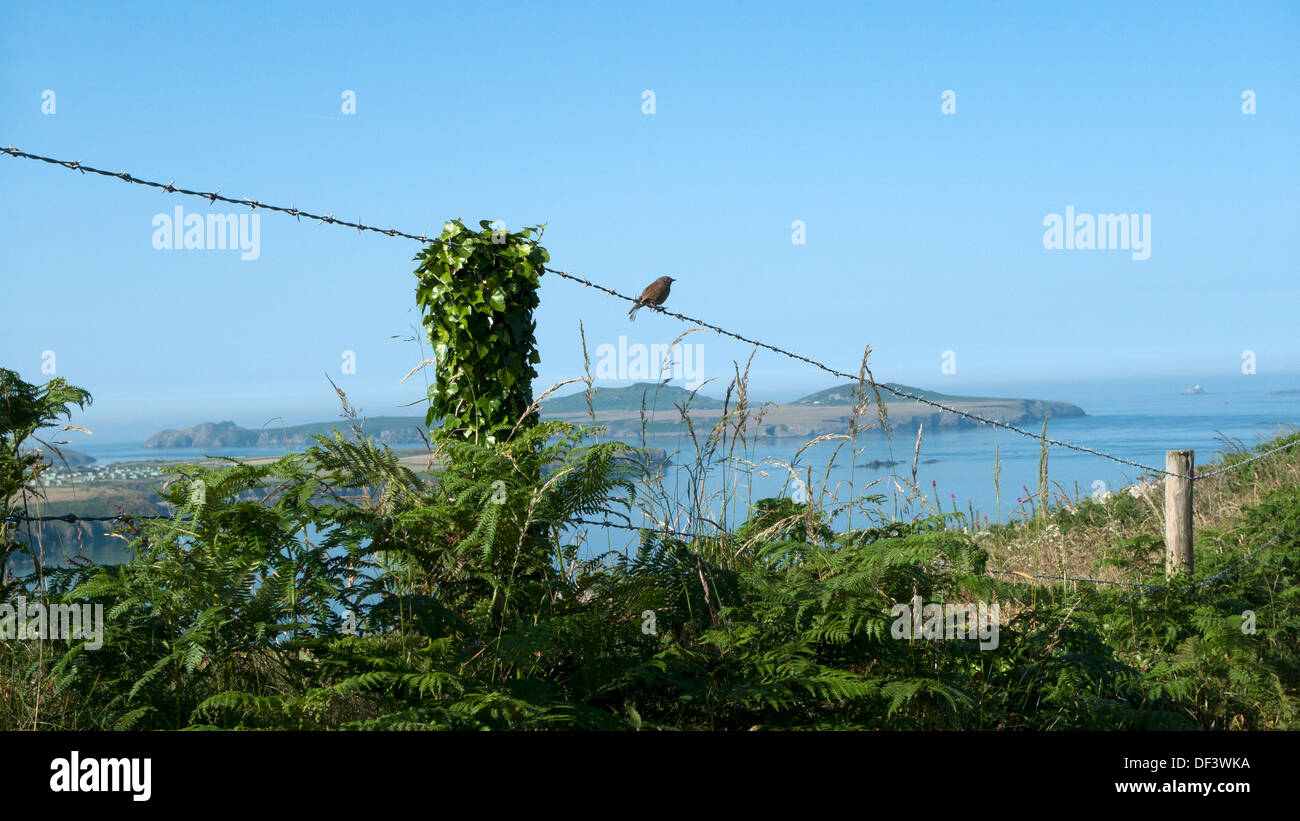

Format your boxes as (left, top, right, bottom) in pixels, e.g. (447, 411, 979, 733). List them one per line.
(2, 1, 1296, 441)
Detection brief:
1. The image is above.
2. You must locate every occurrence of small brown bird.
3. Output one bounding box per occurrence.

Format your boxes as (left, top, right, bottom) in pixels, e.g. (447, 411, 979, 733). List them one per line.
(628, 276, 675, 321)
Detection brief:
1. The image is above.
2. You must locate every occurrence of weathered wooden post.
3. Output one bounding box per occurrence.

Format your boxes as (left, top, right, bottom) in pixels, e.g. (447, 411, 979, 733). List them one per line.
(1164, 450, 1194, 577)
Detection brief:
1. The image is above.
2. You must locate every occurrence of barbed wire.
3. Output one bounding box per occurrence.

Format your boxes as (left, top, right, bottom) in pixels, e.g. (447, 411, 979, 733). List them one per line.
(570, 516, 1286, 594)
(5, 145, 1293, 483)
(1, 510, 699, 536)
(0, 147, 447, 245)
(568, 517, 698, 540)
(543, 265, 1191, 478)
(971, 564, 1157, 590)
(557, 520, 1268, 596)
(936, 531, 1284, 601)
(1193, 534, 1283, 588)
(5, 511, 1286, 598)
(1195, 438, 1300, 480)
(0, 512, 165, 523)
(1094, 534, 1286, 605)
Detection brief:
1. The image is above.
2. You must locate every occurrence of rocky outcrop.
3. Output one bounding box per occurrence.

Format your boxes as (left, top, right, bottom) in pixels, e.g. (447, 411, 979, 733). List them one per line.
(23, 445, 97, 467)
(146, 421, 255, 448)
(146, 419, 429, 448)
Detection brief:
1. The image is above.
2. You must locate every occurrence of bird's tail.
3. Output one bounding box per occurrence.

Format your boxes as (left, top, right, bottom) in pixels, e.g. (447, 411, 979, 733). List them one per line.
(628, 303, 640, 321)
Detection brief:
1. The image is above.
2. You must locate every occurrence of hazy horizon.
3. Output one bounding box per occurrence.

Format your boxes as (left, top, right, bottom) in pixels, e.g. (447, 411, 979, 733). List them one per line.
(39, 368, 1300, 445)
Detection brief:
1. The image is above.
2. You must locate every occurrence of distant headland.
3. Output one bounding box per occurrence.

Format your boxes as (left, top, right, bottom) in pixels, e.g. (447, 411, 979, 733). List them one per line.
(144, 382, 1086, 447)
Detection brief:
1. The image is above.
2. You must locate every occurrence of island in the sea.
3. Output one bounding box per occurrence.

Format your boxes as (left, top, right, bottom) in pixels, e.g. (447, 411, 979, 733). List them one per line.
(538, 382, 1084, 439)
(145, 382, 1087, 447)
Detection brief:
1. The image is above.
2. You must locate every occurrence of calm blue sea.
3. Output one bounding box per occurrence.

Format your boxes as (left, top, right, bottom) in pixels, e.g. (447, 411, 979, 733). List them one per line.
(25, 374, 1300, 563)
(59, 442, 304, 465)
(573, 374, 1300, 554)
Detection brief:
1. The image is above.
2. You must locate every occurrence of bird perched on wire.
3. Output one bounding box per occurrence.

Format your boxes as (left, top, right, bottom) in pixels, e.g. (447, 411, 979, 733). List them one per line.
(628, 276, 675, 321)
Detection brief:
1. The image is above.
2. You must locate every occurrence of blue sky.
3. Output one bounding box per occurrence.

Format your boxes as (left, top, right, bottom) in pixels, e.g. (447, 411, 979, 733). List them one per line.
(2, 1, 1297, 441)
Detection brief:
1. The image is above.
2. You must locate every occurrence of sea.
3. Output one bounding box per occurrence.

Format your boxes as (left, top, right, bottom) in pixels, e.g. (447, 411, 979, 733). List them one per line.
(13, 374, 1299, 566)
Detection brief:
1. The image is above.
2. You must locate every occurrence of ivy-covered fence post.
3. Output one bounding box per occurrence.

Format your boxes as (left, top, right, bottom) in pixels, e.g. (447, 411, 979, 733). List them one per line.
(414, 220, 549, 444)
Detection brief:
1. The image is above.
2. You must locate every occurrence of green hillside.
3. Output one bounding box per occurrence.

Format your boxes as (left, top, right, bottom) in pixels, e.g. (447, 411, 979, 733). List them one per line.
(794, 382, 1000, 405)
(147, 416, 431, 448)
(541, 382, 725, 414)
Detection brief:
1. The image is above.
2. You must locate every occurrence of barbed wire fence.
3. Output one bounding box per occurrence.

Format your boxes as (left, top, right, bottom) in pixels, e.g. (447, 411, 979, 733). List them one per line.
(2, 509, 1285, 607)
(3, 145, 1296, 594)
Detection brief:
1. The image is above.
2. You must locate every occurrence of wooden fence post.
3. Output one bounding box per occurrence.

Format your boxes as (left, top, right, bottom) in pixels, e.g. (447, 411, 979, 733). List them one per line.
(1165, 450, 1194, 577)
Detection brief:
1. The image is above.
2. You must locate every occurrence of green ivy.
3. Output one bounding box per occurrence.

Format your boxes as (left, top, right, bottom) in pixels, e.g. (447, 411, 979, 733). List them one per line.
(414, 220, 548, 443)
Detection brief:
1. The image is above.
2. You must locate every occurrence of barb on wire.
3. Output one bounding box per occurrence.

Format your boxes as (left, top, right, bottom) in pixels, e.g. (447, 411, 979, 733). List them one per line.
(0, 145, 1205, 479)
